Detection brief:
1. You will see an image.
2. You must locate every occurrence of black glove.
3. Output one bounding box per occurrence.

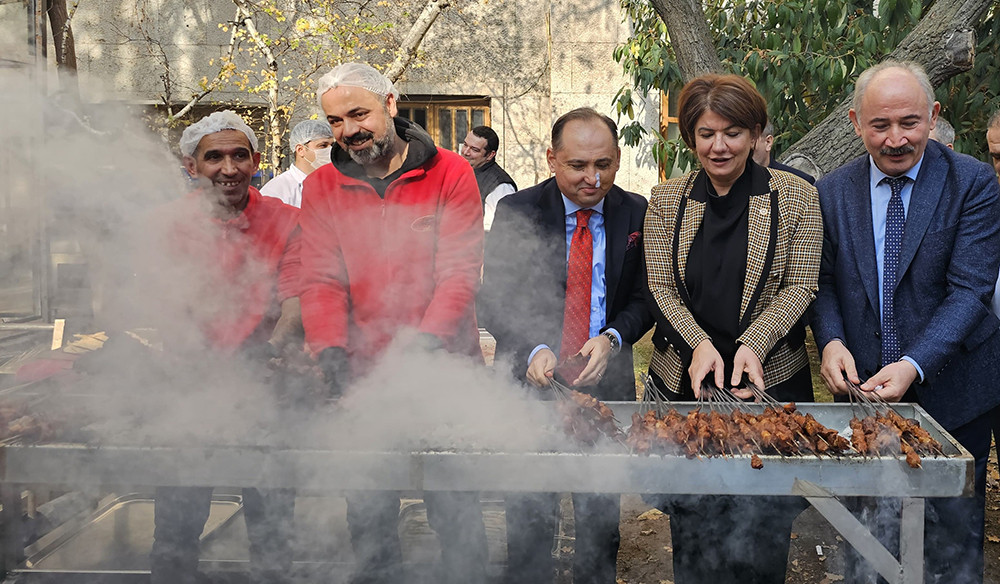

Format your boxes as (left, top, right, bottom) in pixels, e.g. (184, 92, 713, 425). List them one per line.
(317, 347, 350, 399)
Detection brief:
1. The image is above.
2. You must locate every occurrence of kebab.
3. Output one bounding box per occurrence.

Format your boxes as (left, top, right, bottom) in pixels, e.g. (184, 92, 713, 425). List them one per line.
(550, 380, 625, 446)
(625, 403, 853, 464)
(0, 401, 54, 443)
(844, 380, 944, 468)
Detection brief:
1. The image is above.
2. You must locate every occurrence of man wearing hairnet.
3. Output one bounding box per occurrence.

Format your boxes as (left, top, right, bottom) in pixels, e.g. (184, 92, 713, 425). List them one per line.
(299, 63, 488, 584)
(145, 110, 303, 584)
(260, 119, 335, 207)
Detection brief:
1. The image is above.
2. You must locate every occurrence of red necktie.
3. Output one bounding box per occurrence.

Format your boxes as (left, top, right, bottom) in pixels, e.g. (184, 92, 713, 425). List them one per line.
(559, 209, 594, 379)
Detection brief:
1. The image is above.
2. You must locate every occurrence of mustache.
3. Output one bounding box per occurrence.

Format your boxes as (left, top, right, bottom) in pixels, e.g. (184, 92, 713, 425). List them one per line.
(880, 144, 915, 156)
(343, 131, 374, 146)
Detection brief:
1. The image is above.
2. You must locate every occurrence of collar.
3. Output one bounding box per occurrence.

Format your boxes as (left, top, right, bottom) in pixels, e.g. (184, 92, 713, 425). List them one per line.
(474, 158, 499, 175)
(561, 194, 605, 216)
(690, 157, 765, 202)
(286, 164, 308, 183)
(869, 153, 925, 185)
(331, 117, 437, 181)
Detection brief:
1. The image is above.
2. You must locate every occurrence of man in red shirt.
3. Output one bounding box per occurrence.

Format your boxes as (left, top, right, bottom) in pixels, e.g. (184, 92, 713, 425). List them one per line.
(299, 63, 488, 584)
(144, 110, 303, 584)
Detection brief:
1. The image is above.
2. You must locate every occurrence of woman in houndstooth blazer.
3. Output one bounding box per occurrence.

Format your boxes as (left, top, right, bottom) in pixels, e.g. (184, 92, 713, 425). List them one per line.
(642, 74, 822, 584)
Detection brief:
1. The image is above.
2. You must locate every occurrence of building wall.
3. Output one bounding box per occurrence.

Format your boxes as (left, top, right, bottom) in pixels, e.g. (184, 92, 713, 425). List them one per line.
(0, 0, 660, 195)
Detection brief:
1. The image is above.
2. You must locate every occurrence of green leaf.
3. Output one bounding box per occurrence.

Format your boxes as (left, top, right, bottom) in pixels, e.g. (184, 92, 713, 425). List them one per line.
(879, 0, 896, 25)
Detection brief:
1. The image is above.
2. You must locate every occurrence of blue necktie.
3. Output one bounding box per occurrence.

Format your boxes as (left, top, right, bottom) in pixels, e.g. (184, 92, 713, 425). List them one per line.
(881, 176, 907, 364)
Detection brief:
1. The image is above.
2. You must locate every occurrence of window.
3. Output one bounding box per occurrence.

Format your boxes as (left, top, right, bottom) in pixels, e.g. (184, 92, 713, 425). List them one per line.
(398, 96, 490, 152)
(659, 89, 680, 181)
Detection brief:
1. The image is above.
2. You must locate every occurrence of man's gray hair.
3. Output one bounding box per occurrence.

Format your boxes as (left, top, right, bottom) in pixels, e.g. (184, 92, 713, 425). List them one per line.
(989, 109, 1000, 130)
(852, 60, 935, 118)
(930, 118, 955, 146)
(179, 110, 258, 157)
(316, 63, 399, 106)
(760, 120, 774, 139)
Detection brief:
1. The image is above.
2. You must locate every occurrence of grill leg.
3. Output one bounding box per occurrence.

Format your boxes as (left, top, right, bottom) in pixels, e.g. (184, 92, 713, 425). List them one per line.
(1, 484, 23, 577)
(794, 479, 903, 584)
(900, 497, 925, 584)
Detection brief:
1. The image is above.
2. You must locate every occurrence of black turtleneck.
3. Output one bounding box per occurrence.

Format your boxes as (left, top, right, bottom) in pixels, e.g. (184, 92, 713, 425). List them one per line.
(685, 160, 752, 376)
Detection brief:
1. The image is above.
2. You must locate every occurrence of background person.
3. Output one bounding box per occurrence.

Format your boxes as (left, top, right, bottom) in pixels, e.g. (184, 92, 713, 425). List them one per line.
(298, 62, 488, 584)
(643, 74, 822, 583)
(481, 107, 651, 584)
(929, 117, 955, 149)
(812, 60, 1000, 583)
(260, 119, 335, 207)
(751, 120, 815, 184)
(986, 110, 1000, 176)
(461, 125, 517, 232)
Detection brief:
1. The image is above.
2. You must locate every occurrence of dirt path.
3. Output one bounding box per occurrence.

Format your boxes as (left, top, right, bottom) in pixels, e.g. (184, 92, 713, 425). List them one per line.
(610, 455, 1000, 584)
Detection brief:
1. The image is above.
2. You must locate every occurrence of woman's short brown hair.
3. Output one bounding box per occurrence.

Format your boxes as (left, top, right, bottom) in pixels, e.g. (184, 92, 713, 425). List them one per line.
(677, 74, 768, 149)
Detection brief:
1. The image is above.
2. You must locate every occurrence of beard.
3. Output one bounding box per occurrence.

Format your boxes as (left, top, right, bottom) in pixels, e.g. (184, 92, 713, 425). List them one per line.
(345, 115, 397, 167)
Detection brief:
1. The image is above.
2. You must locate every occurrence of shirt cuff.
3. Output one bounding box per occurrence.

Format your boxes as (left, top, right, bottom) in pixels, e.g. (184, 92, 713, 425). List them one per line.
(528, 344, 551, 365)
(901, 356, 925, 383)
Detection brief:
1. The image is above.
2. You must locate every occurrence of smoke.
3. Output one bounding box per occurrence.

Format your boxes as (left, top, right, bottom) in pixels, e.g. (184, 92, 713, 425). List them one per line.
(322, 337, 563, 453)
(0, 67, 603, 457)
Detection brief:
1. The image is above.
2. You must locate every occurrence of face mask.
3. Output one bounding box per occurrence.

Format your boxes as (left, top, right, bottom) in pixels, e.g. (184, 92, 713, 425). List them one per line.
(309, 146, 332, 170)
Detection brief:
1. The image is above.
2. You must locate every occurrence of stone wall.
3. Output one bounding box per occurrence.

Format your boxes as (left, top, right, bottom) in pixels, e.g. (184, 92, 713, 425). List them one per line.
(0, 0, 660, 194)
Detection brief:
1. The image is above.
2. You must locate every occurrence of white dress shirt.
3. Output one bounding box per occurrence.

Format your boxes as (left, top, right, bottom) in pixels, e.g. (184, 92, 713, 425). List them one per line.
(260, 165, 308, 208)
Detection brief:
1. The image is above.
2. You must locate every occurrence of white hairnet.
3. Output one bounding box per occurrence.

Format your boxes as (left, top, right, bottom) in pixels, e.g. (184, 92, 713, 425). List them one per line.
(290, 119, 334, 147)
(315, 63, 399, 106)
(179, 110, 259, 157)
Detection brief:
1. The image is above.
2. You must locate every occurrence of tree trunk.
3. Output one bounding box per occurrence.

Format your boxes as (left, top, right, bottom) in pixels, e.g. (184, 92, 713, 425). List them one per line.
(782, 0, 990, 178)
(47, 0, 78, 95)
(647, 0, 723, 82)
(231, 0, 283, 172)
(649, 0, 991, 178)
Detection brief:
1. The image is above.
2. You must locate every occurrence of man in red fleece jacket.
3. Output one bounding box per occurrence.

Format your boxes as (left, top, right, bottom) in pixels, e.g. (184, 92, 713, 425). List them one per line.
(146, 110, 303, 584)
(299, 63, 488, 584)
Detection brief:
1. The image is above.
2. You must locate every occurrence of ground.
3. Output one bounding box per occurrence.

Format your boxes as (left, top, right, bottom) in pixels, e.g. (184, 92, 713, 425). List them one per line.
(608, 454, 1000, 584)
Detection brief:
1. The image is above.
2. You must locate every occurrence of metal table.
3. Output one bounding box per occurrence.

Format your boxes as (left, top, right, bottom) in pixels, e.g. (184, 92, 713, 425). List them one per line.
(0, 402, 973, 583)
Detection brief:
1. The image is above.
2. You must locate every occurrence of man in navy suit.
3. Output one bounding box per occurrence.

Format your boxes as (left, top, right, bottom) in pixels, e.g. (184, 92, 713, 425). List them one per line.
(480, 107, 651, 584)
(812, 60, 1000, 583)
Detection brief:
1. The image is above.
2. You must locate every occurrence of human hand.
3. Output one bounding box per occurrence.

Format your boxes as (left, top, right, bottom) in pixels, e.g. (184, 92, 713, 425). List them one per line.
(526, 348, 558, 387)
(269, 297, 303, 353)
(731, 344, 764, 399)
(689, 339, 724, 397)
(861, 360, 917, 402)
(820, 340, 859, 395)
(572, 334, 613, 387)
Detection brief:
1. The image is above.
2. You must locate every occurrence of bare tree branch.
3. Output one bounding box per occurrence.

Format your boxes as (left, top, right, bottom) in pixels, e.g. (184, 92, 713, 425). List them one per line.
(384, 0, 451, 83)
(166, 9, 241, 124)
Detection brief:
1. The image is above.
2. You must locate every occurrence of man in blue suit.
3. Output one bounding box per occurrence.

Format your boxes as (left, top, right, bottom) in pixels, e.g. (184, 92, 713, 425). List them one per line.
(812, 60, 1000, 583)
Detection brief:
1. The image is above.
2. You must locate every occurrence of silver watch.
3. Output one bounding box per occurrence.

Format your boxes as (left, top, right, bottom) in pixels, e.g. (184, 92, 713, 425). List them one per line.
(602, 330, 620, 353)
